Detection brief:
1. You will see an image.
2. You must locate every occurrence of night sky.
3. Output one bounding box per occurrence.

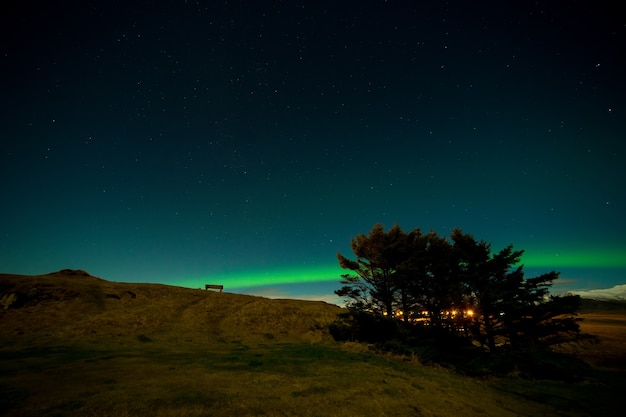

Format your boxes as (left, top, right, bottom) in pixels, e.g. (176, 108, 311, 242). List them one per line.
(2, 1, 625, 303)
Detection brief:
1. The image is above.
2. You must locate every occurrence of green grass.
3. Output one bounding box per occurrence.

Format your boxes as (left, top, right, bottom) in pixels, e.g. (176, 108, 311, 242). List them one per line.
(1, 340, 624, 417)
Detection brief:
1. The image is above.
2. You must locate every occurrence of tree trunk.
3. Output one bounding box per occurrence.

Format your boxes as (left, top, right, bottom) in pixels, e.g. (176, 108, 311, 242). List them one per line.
(401, 290, 410, 322)
(483, 314, 496, 351)
(385, 300, 393, 317)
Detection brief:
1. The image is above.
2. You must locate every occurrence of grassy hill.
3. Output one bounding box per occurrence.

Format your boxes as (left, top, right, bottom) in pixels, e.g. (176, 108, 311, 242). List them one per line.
(1, 270, 624, 417)
(0, 269, 340, 349)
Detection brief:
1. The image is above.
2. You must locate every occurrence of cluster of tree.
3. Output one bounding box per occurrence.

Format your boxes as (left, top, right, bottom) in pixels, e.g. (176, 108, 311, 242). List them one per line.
(335, 224, 581, 352)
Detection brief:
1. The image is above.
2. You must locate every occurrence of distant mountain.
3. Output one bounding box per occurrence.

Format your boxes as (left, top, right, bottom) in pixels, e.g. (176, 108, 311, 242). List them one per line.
(570, 284, 626, 303)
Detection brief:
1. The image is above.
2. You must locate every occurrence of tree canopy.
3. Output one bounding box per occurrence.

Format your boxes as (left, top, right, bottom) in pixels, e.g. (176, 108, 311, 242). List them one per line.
(335, 224, 581, 352)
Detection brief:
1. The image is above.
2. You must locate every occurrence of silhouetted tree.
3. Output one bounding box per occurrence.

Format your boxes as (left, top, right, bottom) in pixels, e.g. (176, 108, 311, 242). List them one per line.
(452, 232, 582, 351)
(452, 231, 526, 351)
(501, 271, 582, 347)
(449, 229, 492, 339)
(418, 232, 460, 329)
(336, 224, 413, 316)
(336, 224, 582, 353)
(395, 228, 429, 322)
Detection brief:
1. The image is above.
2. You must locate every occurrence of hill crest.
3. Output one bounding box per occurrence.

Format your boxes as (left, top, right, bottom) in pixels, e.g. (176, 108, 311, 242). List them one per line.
(0, 271, 342, 349)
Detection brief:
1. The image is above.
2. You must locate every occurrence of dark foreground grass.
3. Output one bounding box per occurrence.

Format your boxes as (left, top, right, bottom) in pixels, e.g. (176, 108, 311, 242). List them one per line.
(1, 340, 624, 417)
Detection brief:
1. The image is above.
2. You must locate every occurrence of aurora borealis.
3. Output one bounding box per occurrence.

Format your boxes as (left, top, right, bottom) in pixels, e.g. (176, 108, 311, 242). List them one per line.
(1, 1, 624, 302)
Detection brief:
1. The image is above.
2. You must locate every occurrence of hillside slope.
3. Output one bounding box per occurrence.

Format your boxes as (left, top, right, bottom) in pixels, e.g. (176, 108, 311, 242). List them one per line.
(0, 270, 342, 349)
(1, 271, 625, 417)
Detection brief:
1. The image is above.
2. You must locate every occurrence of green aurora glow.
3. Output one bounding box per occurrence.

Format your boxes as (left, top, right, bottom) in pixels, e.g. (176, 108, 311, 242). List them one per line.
(179, 248, 625, 289)
(521, 247, 626, 269)
(182, 265, 346, 289)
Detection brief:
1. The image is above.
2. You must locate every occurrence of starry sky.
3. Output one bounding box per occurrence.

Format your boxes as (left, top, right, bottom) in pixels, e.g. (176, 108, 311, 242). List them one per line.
(1, 1, 625, 303)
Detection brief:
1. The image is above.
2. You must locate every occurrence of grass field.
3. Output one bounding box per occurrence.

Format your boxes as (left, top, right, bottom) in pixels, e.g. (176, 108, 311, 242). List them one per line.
(564, 311, 626, 370)
(1, 271, 624, 416)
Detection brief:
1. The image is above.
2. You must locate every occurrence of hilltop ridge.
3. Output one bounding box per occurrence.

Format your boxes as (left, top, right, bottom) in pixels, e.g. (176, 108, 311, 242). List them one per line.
(0, 270, 342, 349)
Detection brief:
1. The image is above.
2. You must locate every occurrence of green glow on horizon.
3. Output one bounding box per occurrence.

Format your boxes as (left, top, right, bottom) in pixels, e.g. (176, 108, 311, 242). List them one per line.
(180, 265, 346, 289)
(521, 247, 626, 268)
(176, 248, 626, 289)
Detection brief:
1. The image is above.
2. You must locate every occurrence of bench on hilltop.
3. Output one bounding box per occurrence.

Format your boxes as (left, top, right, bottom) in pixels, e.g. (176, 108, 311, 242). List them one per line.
(205, 284, 223, 293)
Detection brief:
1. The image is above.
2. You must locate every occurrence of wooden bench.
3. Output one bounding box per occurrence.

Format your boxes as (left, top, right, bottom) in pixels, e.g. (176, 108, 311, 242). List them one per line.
(205, 284, 224, 293)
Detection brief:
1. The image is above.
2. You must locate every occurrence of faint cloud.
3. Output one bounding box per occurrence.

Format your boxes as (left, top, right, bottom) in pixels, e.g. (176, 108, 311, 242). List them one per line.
(552, 277, 579, 286)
